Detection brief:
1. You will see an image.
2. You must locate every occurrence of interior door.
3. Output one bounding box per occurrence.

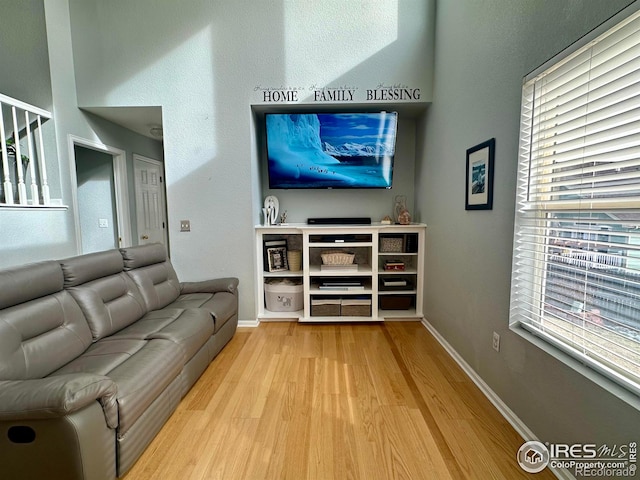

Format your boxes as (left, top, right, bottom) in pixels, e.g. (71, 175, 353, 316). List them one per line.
(134, 155, 167, 246)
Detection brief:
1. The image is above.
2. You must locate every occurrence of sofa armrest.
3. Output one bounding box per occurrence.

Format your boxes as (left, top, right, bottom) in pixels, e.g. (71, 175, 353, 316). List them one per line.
(0, 373, 118, 429)
(180, 277, 239, 295)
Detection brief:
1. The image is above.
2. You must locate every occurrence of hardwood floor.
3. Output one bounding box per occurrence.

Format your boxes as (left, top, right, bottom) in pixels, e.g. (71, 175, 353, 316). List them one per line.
(123, 322, 555, 479)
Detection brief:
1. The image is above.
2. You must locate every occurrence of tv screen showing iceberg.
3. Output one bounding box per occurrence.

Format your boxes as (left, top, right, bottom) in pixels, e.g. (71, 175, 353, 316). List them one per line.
(265, 112, 397, 189)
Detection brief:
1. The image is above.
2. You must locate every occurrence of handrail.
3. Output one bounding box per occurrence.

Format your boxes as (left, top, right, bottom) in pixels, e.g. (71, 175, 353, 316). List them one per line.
(0, 93, 51, 119)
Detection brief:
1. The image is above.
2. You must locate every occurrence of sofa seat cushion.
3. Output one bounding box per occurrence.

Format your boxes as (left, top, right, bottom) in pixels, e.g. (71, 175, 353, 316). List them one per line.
(105, 308, 214, 363)
(52, 338, 182, 435)
(168, 292, 236, 333)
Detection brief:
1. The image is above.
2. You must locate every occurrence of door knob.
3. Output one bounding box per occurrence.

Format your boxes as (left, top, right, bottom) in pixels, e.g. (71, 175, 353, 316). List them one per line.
(141, 235, 149, 240)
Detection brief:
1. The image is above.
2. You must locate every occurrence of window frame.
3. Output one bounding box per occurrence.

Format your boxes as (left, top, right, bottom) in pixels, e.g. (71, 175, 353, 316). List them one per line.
(509, 2, 640, 400)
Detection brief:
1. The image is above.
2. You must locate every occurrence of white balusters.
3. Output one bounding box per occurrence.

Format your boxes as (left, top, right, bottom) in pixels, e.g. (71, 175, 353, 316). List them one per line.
(0, 93, 52, 206)
(24, 111, 39, 205)
(0, 103, 13, 205)
(36, 115, 50, 205)
(11, 106, 27, 204)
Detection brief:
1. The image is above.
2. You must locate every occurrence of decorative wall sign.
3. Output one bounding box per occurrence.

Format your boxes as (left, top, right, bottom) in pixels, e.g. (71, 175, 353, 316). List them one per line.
(254, 85, 305, 103)
(310, 84, 358, 102)
(254, 82, 422, 103)
(465, 138, 495, 210)
(365, 83, 421, 101)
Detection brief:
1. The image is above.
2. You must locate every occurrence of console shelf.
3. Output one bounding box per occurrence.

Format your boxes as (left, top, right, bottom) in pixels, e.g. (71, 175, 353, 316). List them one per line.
(308, 264, 373, 275)
(255, 223, 426, 322)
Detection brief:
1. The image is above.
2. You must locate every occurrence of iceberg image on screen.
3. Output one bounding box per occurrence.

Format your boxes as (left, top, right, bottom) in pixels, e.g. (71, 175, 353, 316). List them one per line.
(266, 112, 397, 189)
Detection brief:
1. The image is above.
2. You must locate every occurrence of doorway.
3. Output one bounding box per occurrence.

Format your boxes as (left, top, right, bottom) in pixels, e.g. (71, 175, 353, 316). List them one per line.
(75, 146, 118, 253)
(70, 135, 131, 254)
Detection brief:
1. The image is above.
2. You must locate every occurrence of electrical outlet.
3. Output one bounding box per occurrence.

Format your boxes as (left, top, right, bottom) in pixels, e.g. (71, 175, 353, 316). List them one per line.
(493, 331, 501, 352)
(180, 220, 191, 232)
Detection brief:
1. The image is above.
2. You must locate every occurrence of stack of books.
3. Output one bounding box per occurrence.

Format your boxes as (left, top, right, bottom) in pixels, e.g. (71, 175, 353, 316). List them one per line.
(384, 260, 405, 271)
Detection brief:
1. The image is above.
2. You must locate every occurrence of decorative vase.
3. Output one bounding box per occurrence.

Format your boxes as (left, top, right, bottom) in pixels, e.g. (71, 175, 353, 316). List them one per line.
(398, 209, 412, 225)
(263, 196, 279, 225)
(287, 250, 302, 271)
(394, 195, 411, 224)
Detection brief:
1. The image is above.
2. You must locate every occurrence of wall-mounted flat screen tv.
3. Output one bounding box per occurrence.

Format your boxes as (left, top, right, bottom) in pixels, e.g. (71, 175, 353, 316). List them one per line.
(265, 111, 397, 189)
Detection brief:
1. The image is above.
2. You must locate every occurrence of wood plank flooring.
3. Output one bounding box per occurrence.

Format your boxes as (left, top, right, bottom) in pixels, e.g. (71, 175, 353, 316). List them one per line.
(123, 322, 555, 479)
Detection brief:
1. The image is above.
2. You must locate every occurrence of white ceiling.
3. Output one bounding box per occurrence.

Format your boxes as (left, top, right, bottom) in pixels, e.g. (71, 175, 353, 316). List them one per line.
(82, 106, 163, 141)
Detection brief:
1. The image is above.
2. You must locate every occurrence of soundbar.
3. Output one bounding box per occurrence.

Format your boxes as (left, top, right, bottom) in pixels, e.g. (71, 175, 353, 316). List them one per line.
(307, 217, 372, 225)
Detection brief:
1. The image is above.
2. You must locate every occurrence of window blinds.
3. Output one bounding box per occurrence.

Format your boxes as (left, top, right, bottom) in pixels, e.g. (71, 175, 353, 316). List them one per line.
(510, 8, 640, 394)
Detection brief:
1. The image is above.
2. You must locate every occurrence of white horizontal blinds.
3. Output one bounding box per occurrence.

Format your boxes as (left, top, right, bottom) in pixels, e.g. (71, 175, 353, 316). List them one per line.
(511, 9, 640, 393)
(525, 11, 640, 210)
(513, 210, 640, 388)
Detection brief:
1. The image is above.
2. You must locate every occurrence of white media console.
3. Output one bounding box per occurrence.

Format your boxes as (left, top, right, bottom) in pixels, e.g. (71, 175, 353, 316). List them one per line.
(255, 223, 426, 322)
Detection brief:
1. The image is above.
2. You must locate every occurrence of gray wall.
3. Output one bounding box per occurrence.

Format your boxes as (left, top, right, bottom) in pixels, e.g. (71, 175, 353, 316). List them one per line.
(0, 0, 52, 109)
(67, 0, 435, 320)
(418, 0, 640, 455)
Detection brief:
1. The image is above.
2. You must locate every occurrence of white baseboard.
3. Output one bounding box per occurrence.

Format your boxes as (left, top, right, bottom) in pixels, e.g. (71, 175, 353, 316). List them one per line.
(238, 319, 260, 328)
(420, 318, 572, 480)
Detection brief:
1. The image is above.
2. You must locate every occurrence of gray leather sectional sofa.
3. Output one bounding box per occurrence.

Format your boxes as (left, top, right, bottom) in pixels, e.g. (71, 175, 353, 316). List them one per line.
(0, 243, 238, 479)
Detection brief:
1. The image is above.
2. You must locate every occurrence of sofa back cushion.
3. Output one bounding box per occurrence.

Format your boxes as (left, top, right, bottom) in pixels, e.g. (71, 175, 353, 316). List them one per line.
(60, 250, 147, 340)
(120, 243, 181, 311)
(0, 261, 93, 380)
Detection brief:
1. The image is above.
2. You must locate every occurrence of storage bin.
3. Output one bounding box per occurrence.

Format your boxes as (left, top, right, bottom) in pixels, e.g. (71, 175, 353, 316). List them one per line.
(341, 298, 371, 316)
(264, 279, 303, 312)
(321, 250, 355, 265)
(380, 236, 404, 253)
(311, 298, 341, 316)
(379, 295, 413, 310)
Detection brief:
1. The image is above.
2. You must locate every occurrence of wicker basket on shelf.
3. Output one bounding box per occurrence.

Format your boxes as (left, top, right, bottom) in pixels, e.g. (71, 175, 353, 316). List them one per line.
(321, 251, 355, 265)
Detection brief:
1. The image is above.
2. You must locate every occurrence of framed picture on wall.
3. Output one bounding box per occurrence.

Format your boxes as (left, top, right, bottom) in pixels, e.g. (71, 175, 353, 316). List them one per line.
(465, 138, 495, 210)
(266, 246, 289, 272)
